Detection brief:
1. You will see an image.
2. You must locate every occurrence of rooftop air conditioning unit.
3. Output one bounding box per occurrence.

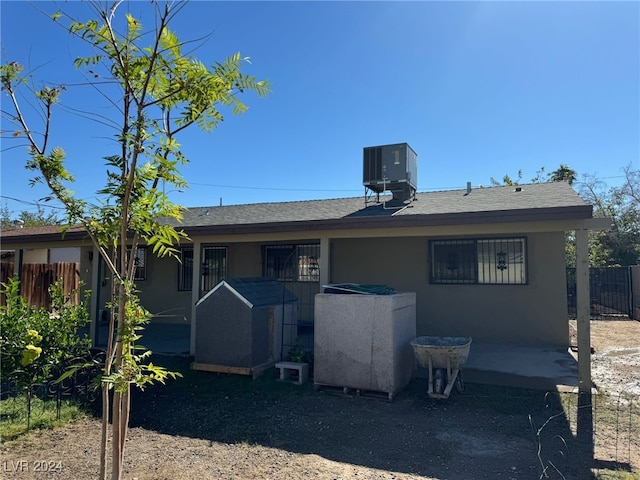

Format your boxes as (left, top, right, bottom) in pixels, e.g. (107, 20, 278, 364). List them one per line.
(363, 143, 417, 203)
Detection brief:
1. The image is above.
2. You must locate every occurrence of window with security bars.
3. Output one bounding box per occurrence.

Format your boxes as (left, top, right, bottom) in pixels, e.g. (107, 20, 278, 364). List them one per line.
(263, 244, 320, 282)
(430, 238, 527, 285)
(126, 247, 147, 281)
(200, 246, 227, 293)
(178, 248, 193, 291)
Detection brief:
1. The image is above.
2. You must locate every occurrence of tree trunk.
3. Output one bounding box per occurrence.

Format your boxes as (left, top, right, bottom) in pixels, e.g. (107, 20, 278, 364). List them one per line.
(101, 255, 117, 480)
(120, 386, 131, 465)
(111, 274, 127, 480)
(111, 390, 122, 480)
(99, 387, 109, 480)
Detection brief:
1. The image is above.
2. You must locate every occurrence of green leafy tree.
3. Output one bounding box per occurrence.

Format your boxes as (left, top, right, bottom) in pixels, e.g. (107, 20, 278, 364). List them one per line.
(1, 2, 269, 479)
(549, 164, 577, 185)
(489, 164, 638, 266)
(490, 164, 577, 187)
(489, 169, 523, 186)
(0, 205, 60, 228)
(578, 164, 640, 266)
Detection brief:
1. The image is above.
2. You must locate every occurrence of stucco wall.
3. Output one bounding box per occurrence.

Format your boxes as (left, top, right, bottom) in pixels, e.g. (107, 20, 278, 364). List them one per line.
(23, 248, 48, 263)
(137, 254, 192, 324)
(49, 247, 80, 263)
(137, 243, 267, 325)
(329, 232, 569, 347)
(228, 242, 263, 277)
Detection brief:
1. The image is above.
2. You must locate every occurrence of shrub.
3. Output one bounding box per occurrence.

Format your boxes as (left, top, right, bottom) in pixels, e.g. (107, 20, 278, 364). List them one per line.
(0, 276, 91, 387)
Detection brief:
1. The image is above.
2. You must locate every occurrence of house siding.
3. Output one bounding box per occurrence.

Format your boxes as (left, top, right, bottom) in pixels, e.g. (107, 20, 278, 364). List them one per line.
(1, 183, 593, 349)
(136, 254, 192, 324)
(137, 242, 275, 324)
(329, 231, 568, 347)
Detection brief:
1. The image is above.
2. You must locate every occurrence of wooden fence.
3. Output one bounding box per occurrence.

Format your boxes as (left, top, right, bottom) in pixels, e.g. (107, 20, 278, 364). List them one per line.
(0, 262, 80, 309)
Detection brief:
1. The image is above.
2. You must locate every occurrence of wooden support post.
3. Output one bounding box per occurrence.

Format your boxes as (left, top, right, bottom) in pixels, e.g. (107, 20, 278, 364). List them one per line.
(575, 228, 591, 393)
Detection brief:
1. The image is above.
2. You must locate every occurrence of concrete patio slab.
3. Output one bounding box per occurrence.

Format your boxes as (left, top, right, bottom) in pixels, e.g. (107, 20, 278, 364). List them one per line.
(463, 342, 579, 391)
(89, 324, 582, 392)
(94, 323, 191, 355)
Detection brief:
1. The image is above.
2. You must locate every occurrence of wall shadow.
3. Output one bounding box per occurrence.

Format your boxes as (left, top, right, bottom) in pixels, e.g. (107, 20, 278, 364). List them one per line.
(122, 355, 617, 480)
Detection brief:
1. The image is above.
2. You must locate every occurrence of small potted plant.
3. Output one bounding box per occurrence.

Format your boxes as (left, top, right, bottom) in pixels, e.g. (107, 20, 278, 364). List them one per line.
(288, 346, 310, 364)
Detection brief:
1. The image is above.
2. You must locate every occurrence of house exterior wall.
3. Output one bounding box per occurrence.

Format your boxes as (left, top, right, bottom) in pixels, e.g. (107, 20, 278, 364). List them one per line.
(49, 247, 80, 263)
(23, 248, 48, 263)
(137, 242, 267, 325)
(1, 223, 574, 346)
(136, 254, 192, 324)
(329, 231, 568, 347)
(228, 242, 263, 277)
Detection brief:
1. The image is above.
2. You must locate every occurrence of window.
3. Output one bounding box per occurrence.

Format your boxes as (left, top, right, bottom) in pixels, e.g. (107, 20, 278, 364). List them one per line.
(178, 248, 193, 291)
(126, 247, 147, 281)
(201, 246, 227, 293)
(179, 247, 226, 293)
(430, 238, 527, 285)
(431, 240, 476, 284)
(263, 244, 320, 282)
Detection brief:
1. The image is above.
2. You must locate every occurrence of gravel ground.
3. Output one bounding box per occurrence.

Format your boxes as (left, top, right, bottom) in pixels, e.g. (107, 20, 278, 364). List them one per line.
(2, 320, 639, 480)
(586, 320, 640, 397)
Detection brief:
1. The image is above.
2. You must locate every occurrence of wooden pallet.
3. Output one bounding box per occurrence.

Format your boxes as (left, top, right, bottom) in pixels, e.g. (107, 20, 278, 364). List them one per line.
(313, 383, 395, 401)
(191, 361, 274, 379)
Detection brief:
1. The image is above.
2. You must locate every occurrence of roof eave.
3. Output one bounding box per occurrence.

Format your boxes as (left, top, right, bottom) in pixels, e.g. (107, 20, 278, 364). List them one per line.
(0, 205, 593, 244)
(0, 229, 90, 246)
(181, 205, 594, 236)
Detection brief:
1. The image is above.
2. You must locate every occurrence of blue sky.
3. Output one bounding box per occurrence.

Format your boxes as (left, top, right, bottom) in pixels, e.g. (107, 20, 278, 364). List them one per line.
(1, 1, 638, 216)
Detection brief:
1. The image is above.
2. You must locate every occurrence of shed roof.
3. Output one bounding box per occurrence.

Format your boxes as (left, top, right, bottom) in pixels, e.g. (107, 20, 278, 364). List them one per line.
(197, 278, 297, 308)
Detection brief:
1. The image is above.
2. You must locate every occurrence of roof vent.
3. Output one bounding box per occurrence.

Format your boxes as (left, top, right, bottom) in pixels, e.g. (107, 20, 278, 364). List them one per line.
(363, 143, 417, 204)
(514, 186, 522, 192)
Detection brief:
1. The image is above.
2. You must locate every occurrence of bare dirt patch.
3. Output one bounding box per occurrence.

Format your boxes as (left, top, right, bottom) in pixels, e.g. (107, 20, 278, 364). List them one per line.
(571, 319, 640, 397)
(2, 320, 639, 480)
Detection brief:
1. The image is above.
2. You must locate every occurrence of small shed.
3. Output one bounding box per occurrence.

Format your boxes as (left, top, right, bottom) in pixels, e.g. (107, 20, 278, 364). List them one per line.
(314, 287, 417, 400)
(192, 278, 298, 378)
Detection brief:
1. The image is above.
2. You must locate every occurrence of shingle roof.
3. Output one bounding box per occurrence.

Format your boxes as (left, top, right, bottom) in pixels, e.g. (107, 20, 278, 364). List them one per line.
(177, 182, 590, 228)
(224, 278, 297, 306)
(0, 182, 591, 243)
(1, 224, 85, 240)
(196, 277, 297, 308)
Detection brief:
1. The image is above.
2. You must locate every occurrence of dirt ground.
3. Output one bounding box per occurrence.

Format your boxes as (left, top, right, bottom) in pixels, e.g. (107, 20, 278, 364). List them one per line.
(2, 320, 639, 480)
(584, 320, 640, 397)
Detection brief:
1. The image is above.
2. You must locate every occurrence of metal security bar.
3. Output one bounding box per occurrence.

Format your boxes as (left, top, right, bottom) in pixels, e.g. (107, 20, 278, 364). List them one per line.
(430, 239, 476, 284)
(263, 244, 320, 361)
(178, 248, 193, 291)
(567, 266, 633, 318)
(263, 244, 320, 282)
(200, 246, 227, 294)
(430, 238, 527, 285)
(477, 238, 526, 284)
